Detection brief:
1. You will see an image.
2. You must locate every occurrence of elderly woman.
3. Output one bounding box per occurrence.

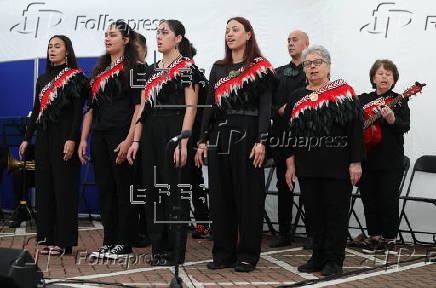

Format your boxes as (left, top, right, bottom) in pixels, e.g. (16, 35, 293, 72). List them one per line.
(284, 45, 364, 276)
(359, 60, 410, 253)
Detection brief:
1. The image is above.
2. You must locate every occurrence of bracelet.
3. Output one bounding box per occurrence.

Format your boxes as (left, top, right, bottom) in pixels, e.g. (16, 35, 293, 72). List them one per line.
(133, 140, 140, 143)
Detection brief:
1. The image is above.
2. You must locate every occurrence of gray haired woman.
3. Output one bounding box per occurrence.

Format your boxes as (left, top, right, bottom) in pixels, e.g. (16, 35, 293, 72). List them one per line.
(283, 45, 364, 276)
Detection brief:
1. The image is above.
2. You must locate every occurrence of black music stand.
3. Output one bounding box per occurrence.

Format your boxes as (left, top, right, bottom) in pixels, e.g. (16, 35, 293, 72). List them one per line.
(0, 116, 36, 227)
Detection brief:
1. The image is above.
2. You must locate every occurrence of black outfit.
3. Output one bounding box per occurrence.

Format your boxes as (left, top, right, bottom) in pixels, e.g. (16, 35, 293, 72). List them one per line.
(199, 59, 274, 266)
(358, 90, 410, 239)
(89, 62, 141, 246)
(284, 81, 364, 267)
(24, 63, 87, 248)
(132, 62, 150, 246)
(270, 62, 306, 238)
(140, 57, 207, 263)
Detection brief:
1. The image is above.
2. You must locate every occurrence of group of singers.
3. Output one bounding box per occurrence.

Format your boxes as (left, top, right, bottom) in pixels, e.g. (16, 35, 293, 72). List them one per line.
(18, 17, 409, 276)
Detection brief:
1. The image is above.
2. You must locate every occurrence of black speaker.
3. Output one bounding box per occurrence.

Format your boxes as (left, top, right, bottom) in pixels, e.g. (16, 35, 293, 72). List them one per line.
(0, 248, 43, 288)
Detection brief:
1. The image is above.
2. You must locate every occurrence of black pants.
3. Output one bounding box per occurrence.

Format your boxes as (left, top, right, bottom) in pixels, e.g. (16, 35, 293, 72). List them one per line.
(133, 150, 148, 240)
(35, 127, 80, 247)
(359, 168, 403, 239)
(91, 130, 135, 245)
(208, 115, 265, 265)
(299, 177, 352, 267)
(191, 165, 209, 223)
(141, 112, 191, 262)
(271, 147, 294, 236)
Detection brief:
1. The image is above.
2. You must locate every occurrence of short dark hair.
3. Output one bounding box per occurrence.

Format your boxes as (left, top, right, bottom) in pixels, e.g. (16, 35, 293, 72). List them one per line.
(369, 59, 399, 89)
(136, 33, 147, 48)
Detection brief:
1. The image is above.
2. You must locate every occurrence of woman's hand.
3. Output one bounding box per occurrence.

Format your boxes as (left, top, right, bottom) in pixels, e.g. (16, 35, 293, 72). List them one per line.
(285, 156, 296, 190)
(381, 105, 396, 124)
(194, 143, 208, 167)
(174, 140, 188, 167)
(127, 142, 139, 165)
(19, 141, 29, 160)
(78, 140, 89, 165)
(349, 162, 362, 186)
(114, 139, 131, 164)
(249, 143, 266, 168)
(63, 140, 75, 161)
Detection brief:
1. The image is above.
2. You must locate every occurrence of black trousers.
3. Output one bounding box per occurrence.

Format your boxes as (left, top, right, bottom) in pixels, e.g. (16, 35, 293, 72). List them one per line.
(271, 147, 294, 236)
(359, 168, 403, 239)
(191, 165, 209, 223)
(35, 127, 80, 247)
(133, 150, 148, 240)
(91, 130, 135, 245)
(141, 112, 191, 262)
(299, 177, 352, 267)
(208, 115, 265, 265)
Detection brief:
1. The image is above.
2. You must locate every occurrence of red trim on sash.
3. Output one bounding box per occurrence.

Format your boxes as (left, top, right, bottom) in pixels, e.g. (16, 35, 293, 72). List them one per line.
(38, 68, 83, 120)
(214, 57, 274, 104)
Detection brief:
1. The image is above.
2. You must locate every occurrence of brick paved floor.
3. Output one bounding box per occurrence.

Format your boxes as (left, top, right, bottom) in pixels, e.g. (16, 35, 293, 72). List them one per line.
(0, 220, 435, 287)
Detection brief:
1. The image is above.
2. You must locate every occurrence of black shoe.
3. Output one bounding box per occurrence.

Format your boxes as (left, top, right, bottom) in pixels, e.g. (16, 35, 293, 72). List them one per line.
(362, 239, 385, 254)
(105, 245, 133, 259)
(297, 260, 323, 273)
(269, 235, 291, 248)
(234, 262, 255, 272)
(192, 224, 210, 239)
(131, 234, 151, 248)
(207, 261, 236, 269)
(321, 262, 343, 276)
(150, 255, 184, 266)
(303, 237, 313, 250)
(90, 245, 113, 258)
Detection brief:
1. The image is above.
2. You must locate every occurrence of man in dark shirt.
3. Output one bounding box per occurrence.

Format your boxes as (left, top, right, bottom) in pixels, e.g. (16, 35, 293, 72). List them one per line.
(269, 30, 309, 248)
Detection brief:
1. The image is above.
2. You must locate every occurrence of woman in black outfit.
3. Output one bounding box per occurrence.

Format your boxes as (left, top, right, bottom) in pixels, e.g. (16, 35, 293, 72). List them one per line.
(127, 19, 206, 266)
(195, 17, 275, 272)
(78, 20, 141, 259)
(19, 35, 88, 255)
(359, 60, 410, 253)
(284, 45, 364, 276)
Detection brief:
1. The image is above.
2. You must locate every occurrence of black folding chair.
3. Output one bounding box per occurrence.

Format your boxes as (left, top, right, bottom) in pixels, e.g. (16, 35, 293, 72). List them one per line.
(263, 158, 277, 235)
(398, 155, 436, 245)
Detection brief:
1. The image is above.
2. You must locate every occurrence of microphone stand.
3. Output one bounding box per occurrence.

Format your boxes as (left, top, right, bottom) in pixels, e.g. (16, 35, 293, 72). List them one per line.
(168, 135, 187, 288)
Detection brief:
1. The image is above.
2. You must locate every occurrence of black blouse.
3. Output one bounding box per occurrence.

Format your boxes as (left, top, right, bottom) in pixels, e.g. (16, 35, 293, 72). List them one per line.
(284, 87, 365, 179)
(199, 62, 273, 143)
(24, 64, 88, 142)
(91, 65, 142, 132)
(359, 90, 410, 170)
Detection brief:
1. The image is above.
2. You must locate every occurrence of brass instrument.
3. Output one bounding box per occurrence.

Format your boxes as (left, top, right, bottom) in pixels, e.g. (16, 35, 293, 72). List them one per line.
(0, 148, 35, 171)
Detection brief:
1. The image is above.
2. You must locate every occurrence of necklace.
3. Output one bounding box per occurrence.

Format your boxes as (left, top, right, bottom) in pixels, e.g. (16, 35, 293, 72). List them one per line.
(161, 54, 182, 69)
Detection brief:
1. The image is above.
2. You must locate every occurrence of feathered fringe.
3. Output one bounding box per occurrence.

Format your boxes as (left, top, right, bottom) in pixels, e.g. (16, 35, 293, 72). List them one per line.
(88, 57, 124, 108)
(213, 57, 276, 110)
(289, 80, 363, 136)
(37, 70, 88, 130)
(139, 57, 208, 122)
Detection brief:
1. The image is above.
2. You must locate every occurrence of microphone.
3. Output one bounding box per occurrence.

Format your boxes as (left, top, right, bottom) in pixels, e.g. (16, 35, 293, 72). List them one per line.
(170, 130, 192, 143)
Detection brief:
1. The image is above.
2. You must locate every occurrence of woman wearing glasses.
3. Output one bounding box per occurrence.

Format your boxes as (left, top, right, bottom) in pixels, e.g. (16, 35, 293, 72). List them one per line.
(284, 45, 364, 276)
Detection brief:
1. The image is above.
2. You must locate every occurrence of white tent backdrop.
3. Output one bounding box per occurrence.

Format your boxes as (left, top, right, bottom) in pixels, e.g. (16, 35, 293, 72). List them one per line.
(1, 0, 435, 238)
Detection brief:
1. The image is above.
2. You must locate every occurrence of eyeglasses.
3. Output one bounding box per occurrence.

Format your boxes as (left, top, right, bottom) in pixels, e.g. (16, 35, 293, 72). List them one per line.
(302, 59, 326, 67)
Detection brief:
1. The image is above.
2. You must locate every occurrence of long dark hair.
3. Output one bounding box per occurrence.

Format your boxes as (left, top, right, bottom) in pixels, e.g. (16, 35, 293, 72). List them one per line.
(45, 35, 78, 72)
(92, 20, 138, 79)
(162, 19, 197, 58)
(216, 17, 263, 69)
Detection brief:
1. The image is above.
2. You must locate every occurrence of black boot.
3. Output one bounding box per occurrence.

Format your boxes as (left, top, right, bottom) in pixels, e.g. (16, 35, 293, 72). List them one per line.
(321, 262, 343, 276)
